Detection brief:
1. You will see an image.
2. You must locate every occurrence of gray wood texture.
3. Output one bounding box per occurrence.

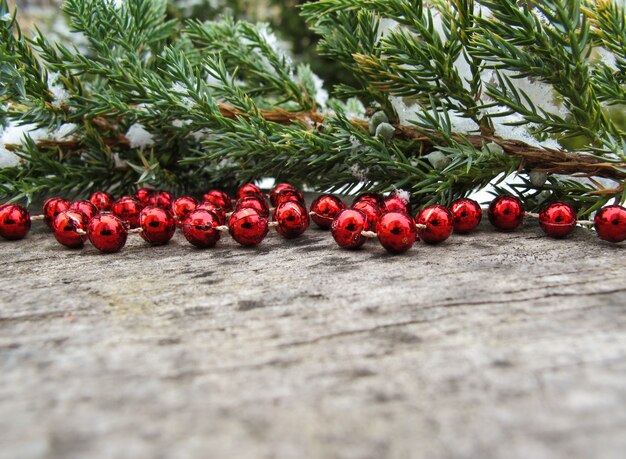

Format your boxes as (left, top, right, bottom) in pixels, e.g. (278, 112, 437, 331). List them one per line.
(1, 211, 626, 459)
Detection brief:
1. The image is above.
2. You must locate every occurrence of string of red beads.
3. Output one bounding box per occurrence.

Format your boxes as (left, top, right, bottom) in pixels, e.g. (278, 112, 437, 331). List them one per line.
(1, 184, 626, 254)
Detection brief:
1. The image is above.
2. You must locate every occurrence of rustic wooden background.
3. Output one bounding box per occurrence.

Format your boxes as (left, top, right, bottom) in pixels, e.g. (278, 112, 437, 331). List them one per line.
(1, 204, 625, 459)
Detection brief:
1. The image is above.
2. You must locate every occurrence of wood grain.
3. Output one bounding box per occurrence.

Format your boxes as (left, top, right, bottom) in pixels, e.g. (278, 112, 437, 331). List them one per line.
(1, 210, 625, 459)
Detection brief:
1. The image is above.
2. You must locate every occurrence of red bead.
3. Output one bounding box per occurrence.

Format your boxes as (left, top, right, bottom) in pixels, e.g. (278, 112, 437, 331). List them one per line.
(353, 192, 385, 208)
(488, 196, 525, 231)
(69, 200, 98, 221)
(197, 202, 226, 224)
(53, 210, 89, 248)
(235, 195, 270, 218)
(352, 200, 382, 230)
(270, 183, 296, 206)
(153, 190, 173, 210)
(171, 196, 198, 227)
(331, 209, 369, 249)
(42, 197, 71, 228)
(310, 194, 346, 229)
(236, 183, 263, 200)
(111, 197, 143, 228)
(88, 213, 128, 253)
(228, 208, 269, 246)
(273, 201, 310, 239)
(274, 189, 305, 207)
(539, 202, 577, 238)
(415, 205, 454, 244)
(182, 209, 222, 248)
(89, 191, 114, 211)
(594, 205, 626, 243)
(0, 204, 31, 240)
(139, 206, 176, 245)
(384, 193, 411, 215)
(450, 198, 482, 234)
(135, 188, 155, 207)
(377, 211, 417, 253)
(203, 190, 232, 212)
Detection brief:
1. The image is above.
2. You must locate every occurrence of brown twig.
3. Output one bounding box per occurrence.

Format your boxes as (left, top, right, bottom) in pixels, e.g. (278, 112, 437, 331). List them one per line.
(4, 103, 626, 181)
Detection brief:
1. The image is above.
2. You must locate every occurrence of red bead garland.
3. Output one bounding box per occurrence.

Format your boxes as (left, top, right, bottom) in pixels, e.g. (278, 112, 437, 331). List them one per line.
(539, 202, 577, 238)
(488, 196, 525, 232)
(3, 186, 626, 256)
(171, 196, 198, 227)
(415, 205, 454, 244)
(203, 189, 233, 212)
(331, 208, 370, 249)
(53, 210, 89, 248)
(377, 211, 417, 253)
(273, 201, 310, 239)
(0, 204, 31, 240)
(139, 206, 176, 245)
(236, 183, 263, 200)
(450, 198, 482, 234)
(88, 213, 128, 253)
(112, 196, 143, 228)
(228, 207, 269, 246)
(352, 200, 382, 231)
(310, 194, 346, 229)
(182, 209, 222, 248)
(235, 195, 270, 218)
(43, 197, 71, 228)
(594, 205, 626, 243)
(69, 200, 98, 221)
(89, 191, 114, 212)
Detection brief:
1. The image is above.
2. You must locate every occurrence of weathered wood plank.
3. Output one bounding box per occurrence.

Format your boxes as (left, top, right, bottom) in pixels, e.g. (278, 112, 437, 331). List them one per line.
(1, 213, 625, 459)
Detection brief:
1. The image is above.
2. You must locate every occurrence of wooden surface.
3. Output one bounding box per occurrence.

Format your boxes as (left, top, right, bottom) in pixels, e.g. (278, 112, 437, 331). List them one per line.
(1, 213, 626, 459)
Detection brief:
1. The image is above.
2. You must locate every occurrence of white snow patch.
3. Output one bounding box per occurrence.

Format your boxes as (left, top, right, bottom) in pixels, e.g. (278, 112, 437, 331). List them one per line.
(171, 82, 194, 107)
(125, 124, 154, 149)
(48, 72, 71, 109)
(0, 146, 20, 168)
(349, 164, 369, 181)
(1, 123, 48, 145)
(392, 189, 411, 203)
(311, 73, 329, 109)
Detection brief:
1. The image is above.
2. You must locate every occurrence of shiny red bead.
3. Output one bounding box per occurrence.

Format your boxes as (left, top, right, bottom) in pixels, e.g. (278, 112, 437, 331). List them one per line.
(203, 190, 232, 212)
(53, 210, 89, 248)
(310, 194, 346, 229)
(89, 191, 114, 211)
(182, 209, 222, 248)
(377, 211, 417, 253)
(331, 208, 369, 249)
(69, 200, 98, 221)
(384, 193, 411, 215)
(352, 192, 385, 208)
(152, 190, 173, 209)
(352, 200, 382, 230)
(88, 213, 128, 253)
(42, 197, 71, 228)
(450, 198, 482, 234)
(415, 205, 454, 244)
(139, 206, 176, 245)
(0, 204, 31, 240)
(488, 196, 525, 231)
(273, 201, 310, 239)
(171, 196, 198, 227)
(270, 183, 296, 206)
(539, 202, 577, 238)
(111, 197, 143, 228)
(197, 202, 226, 224)
(594, 205, 626, 243)
(274, 189, 305, 207)
(228, 208, 269, 246)
(236, 183, 263, 200)
(235, 195, 270, 218)
(135, 188, 155, 207)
